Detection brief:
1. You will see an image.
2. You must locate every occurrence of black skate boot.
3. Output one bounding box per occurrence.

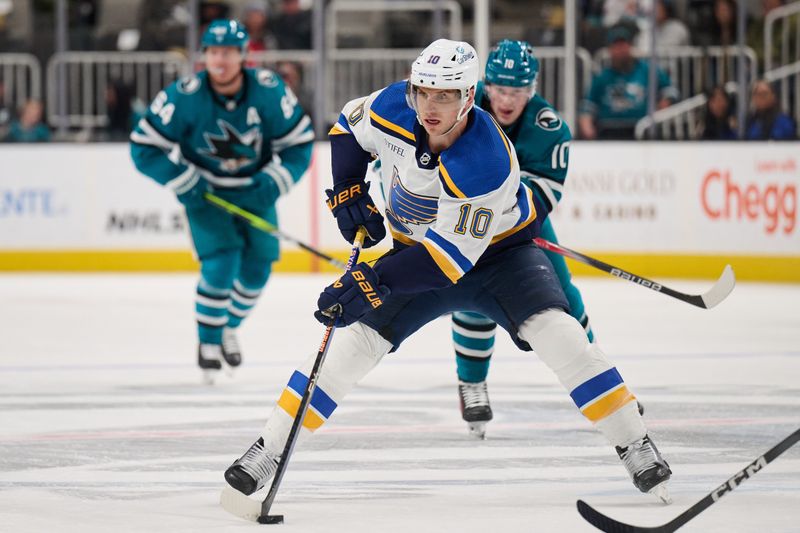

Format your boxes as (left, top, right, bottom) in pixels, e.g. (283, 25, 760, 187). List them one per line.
(458, 380, 493, 439)
(616, 434, 672, 503)
(198, 344, 223, 384)
(225, 437, 280, 496)
(222, 327, 242, 368)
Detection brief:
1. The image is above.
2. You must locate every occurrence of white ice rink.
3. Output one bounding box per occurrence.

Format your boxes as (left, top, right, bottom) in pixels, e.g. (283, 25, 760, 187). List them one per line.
(1, 273, 799, 532)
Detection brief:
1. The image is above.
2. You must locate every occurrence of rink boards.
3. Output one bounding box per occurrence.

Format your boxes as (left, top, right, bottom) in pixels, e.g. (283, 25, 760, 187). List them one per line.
(0, 142, 797, 281)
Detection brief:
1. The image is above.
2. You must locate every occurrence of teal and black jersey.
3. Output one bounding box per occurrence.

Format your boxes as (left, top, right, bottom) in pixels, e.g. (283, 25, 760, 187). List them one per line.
(130, 68, 313, 198)
(475, 81, 569, 216)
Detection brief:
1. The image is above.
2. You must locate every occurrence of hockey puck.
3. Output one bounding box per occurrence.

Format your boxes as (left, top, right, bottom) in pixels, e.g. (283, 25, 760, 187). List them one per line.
(257, 514, 284, 525)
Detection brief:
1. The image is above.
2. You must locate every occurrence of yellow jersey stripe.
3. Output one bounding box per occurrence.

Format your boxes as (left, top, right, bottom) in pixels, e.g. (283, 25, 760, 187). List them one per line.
(581, 386, 636, 422)
(369, 110, 416, 141)
(491, 185, 537, 244)
(277, 389, 325, 431)
(422, 240, 463, 284)
(438, 162, 467, 199)
(390, 228, 417, 247)
(328, 123, 350, 136)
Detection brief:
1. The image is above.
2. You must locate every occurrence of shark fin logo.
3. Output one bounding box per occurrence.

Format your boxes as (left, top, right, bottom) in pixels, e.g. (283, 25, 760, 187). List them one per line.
(200, 120, 262, 172)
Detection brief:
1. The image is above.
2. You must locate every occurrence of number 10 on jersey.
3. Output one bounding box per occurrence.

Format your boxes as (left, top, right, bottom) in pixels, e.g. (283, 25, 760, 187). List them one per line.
(454, 204, 494, 238)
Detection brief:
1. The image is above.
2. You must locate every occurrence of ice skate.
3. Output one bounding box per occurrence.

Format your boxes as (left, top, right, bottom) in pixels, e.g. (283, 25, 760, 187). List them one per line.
(198, 343, 223, 384)
(222, 327, 242, 373)
(616, 434, 672, 504)
(224, 437, 280, 496)
(458, 380, 493, 439)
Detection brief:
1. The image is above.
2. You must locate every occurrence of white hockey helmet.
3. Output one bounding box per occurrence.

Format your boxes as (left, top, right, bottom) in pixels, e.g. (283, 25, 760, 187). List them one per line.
(406, 39, 480, 123)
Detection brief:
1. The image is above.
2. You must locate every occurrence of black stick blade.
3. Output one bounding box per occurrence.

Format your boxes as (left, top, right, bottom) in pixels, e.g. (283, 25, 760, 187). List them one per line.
(258, 514, 284, 524)
(577, 500, 673, 533)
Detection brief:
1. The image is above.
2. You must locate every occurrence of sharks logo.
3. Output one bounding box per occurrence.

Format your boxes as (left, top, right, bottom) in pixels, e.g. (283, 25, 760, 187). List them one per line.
(385, 166, 438, 234)
(200, 119, 262, 172)
(536, 108, 562, 131)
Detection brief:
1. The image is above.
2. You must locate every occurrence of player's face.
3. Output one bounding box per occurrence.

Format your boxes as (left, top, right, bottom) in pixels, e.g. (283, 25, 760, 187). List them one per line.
(205, 46, 244, 85)
(412, 86, 465, 136)
(486, 84, 532, 126)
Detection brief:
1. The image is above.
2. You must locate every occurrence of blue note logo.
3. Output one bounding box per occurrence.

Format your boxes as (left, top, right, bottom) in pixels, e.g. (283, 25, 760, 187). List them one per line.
(385, 166, 438, 234)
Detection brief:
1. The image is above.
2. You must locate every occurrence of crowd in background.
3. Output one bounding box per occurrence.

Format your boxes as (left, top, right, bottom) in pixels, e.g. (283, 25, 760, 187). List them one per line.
(0, 0, 797, 142)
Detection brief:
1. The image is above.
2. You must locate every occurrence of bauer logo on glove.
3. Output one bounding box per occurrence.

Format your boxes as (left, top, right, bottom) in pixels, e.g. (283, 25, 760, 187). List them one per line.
(325, 180, 386, 248)
(315, 263, 390, 327)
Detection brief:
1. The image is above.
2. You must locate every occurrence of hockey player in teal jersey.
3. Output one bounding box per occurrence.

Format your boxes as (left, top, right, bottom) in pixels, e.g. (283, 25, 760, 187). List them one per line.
(453, 40, 595, 438)
(225, 39, 672, 504)
(130, 19, 313, 382)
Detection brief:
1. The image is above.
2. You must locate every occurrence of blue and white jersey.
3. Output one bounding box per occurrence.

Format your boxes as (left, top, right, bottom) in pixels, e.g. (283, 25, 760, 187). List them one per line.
(130, 68, 313, 199)
(329, 81, 538, 293)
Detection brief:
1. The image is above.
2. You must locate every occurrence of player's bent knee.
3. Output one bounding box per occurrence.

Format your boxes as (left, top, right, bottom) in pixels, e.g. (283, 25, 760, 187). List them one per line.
(518, 308, 589, 370)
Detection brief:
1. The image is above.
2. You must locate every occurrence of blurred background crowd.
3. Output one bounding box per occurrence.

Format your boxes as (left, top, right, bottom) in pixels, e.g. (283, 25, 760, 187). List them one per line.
(0, 0, 797, 142)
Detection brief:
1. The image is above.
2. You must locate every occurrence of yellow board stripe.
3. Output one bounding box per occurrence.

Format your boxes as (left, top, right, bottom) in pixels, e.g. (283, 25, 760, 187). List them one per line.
(491, 185, 537, 244)
(1, 250, 799, 282)
(277, 389, 325, 431)
(422, 240, 462, 283)
(581, 386, 636, 422)
(369, 110, 416, 141)
(438, 162, 467, 199)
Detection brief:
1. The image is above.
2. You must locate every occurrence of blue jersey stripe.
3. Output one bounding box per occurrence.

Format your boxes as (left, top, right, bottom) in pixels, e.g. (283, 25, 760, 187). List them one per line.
(425, 229, 473, 273)
(287, 370, 338, 418)
(515, 184, 531, 226)
(570, 367, 624, 408)
(336, 113, 353, 133)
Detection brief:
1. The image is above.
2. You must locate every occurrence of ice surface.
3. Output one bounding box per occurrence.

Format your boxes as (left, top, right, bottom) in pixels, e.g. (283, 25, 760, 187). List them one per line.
(1, 274, 799, 532)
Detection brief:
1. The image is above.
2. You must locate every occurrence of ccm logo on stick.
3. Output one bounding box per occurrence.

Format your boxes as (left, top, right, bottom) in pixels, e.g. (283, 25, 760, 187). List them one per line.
(701, 170, 796, 235)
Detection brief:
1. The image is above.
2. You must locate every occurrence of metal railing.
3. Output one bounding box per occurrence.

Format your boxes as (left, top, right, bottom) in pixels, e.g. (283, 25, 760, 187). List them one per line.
(46, 52, 189, 129)
(764, 61, 800, 128)
(0, 54, 42, 112)
(634, 82, 738, 140)
(764, 1, 800, 73)
(594, 46, 758, 101)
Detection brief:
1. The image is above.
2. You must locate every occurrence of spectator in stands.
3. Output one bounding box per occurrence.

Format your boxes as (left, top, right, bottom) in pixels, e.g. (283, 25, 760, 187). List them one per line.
(97, 81, 134, 142)
(579, 23, 679, 139)
(699, 86, 737, 140)
(0, 80, 13, 140)
(634, 0, 690, 52)
(271, 0, 312, 50)
(745, 79, 797, 140)
(707, 0, 738, 47)
(137, 0, 188, 51)
(199, 1, 232, 41)
(242, 0, 277, 57)
(5, 99, 50, 143)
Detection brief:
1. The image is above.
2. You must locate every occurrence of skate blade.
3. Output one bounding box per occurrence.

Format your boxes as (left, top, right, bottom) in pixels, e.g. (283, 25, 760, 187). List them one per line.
(648, 481, 672, 505)
(220, 486, 262, 522)
(467, 422, 487, 440)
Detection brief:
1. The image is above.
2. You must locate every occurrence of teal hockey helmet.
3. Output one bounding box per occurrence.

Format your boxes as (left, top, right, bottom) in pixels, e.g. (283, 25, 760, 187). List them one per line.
(485, 40, 539, 87)
(201, 19, 249, 51)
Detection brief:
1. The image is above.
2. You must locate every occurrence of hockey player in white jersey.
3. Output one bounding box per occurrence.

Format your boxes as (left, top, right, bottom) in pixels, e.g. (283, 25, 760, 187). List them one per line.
(224, 39, 672, 504)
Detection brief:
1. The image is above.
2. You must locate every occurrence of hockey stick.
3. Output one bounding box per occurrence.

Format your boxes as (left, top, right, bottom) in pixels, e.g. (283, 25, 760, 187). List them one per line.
(577, 427, 800, 532)
(533, 238, 735, 309)
(204, 192, 348, 270)
(220, 227, 368, 525)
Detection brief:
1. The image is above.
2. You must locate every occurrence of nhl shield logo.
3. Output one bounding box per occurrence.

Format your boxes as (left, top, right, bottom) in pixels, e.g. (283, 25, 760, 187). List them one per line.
(420, 152, 431, 165)
(536, 108, 562, 131)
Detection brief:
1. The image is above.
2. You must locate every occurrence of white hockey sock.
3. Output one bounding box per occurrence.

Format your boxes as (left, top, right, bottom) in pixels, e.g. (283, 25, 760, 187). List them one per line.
(518, 308, 646, 448)
(259, 322, 392, 453)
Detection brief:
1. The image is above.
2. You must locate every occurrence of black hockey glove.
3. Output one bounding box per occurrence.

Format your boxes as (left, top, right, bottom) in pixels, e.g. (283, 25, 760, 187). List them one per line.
(325, 180, 386, 248)
(314, 263, 390, 327)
